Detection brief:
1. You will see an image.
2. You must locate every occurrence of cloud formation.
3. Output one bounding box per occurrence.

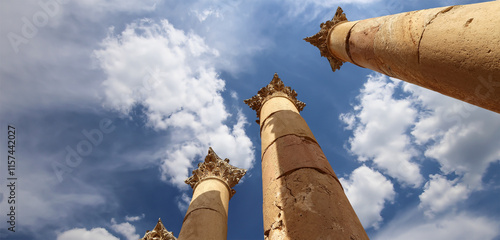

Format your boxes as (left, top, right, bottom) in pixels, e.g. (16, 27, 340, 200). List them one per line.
(340, 165, 395, 229)
(125, 214, 145, 222)
(375, 210, 500, 240)
(405, 80, 500, 216)
(93, 19, 255, 189)
(57, 228, 119, 240)
(407, 81, 500, 188)
(419, 174, 469, 217)
(340, 74, 423, 187)
(342, 72, 500, 221)
(111, 218, 140, 240)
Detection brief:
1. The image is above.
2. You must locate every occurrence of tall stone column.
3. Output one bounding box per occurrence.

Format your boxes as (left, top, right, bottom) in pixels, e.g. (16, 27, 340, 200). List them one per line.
(306, 2, 500, 114)
(244, 73, 368, 240)
(177, 148, 246, 240)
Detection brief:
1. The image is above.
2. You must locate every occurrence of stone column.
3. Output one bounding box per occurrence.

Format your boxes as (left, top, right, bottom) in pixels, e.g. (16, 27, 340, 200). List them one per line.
(177, 148, 246, 240)
(306, 2, 500, 114)
(244, 73, 368, 240)
(141, 218, 177, 240)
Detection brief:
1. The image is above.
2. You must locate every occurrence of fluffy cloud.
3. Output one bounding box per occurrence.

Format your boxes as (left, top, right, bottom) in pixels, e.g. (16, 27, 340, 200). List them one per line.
(343, 72, 500, 220)
(340, 74, 423, 187)
(176, 192, 192, 213)
(406, 83, 500, 189)
(93, 19, 254, 189)
(404, 82, 500, 216)
(110, 218, 140, 240)
(419, 175, 469, 217)
(340, 165, 395, 229)
(125, 214, 145, 222)
(57, 228, 119, 240)
(375, 210, 500, 240)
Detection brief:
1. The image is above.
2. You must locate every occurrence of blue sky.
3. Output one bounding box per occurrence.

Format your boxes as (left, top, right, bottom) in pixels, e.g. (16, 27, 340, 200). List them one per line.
(1, 0, 499, 239)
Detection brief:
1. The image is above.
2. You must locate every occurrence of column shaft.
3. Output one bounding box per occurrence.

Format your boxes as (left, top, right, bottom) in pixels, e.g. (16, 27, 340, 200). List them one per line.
(178, 179, 229, 240)
(310, 2, 500, 114)
(178, 148, 246, 240)
(246, 74, 368, 240)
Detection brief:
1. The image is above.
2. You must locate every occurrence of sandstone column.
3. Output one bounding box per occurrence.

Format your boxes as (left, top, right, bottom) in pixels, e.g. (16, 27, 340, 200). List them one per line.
(141, 218, 177, 240)
(177, 148, 246, 240)
(244, 73, 368, 240)
(306, 2, 500, 114)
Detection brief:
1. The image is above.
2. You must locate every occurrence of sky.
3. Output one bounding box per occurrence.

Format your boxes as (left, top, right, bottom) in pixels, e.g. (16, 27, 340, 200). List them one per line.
(0, 0, 499, 239)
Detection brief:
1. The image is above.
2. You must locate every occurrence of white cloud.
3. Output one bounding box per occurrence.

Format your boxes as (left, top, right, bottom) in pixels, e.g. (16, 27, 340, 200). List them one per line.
(93, 19, 254, 190)
(343, 72, 500, 221)
(125, 214, 145, 222)
(375, 210, 500, 240)
(57, 228, 119, 240)
(230, 90, 239, 100)
(0, 168, 109, 232)
(176, 1, 273, 74)
(192, 8, 221, 22)
(339, 112, 355, 130)
(110, 218, 140, 240)
(399, 81, 500, 217)
(76, 0, 160, 13)
(340, 165, 395, 229)
(177, 192, 191, 213)
(341, 73, 423, 187)
(406, 83, 500, 189)
(419, 174, 470, 218)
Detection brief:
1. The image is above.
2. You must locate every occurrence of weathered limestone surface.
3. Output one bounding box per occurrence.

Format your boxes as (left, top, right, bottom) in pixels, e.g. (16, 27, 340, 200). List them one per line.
(179, 187, 228, 240)
(245, 74, 368, 240)
(327, 20, 358, 63)
(260, 110, 317, 156)
(261, 135, 338, 183)
(307, 2, 500, 114)
(264, 168, 366, 240)
(260, 96, 300, 125)
(188, 179, 231, 215)
(178, 148, 246, 240)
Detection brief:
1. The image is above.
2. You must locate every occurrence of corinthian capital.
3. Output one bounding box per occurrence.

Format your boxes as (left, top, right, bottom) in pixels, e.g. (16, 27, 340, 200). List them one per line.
(244, 73, 306, 122)
(185, 148, 246, 197)
(304, 6, 348, 72)
(141, 218, 177, 240)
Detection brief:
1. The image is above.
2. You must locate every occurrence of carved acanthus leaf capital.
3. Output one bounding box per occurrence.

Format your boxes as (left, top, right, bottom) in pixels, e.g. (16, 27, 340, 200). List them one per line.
(304, 6, 348, 72)
(185, 147, 246, 197)
(244, 73, 306, 122)
(141, 218, 177, 240)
